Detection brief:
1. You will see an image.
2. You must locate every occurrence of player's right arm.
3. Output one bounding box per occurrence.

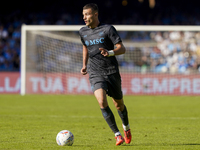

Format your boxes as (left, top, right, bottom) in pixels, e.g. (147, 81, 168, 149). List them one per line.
(81, 45, 88, 75)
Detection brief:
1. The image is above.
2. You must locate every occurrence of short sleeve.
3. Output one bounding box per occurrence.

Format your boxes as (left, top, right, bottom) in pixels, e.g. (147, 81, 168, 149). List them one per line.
(79, 29, 86, 46)
(108, 26, 122, 45)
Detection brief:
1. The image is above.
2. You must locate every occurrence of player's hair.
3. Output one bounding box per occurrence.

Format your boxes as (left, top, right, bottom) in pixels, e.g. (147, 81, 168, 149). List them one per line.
(83, 3, 99, 13)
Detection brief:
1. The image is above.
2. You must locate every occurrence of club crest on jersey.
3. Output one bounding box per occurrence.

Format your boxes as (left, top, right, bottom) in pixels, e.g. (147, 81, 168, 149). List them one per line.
(85, 38, 104, 46)
(99, 31, 104, 36)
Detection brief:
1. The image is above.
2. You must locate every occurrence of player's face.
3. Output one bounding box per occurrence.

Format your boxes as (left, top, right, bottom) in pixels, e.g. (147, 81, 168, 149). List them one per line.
(83, 8, 97, 27)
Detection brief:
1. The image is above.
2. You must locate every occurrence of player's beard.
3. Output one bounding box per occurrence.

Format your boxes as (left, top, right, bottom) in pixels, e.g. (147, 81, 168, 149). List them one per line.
(86, 17, 95, 27)
(86, 20, 92, 26)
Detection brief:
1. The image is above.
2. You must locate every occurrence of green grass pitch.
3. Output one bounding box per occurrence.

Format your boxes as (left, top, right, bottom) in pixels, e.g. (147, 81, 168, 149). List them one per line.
(0, 95, 200, 150)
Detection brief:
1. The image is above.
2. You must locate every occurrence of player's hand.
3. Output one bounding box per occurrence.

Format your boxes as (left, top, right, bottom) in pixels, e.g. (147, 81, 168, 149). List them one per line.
(99, 48, 109, 57)
(81, 66, 87, 75)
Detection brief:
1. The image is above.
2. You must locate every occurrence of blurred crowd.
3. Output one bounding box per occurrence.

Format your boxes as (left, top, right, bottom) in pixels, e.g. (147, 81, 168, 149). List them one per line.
(1, 0, 200, 73)
(118, 31, 200, 74)
(150, 31, 200, 74)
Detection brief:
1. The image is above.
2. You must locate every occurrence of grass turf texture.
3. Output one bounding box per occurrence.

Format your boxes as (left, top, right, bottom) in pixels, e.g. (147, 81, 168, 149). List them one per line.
(0, 95, 200, 150)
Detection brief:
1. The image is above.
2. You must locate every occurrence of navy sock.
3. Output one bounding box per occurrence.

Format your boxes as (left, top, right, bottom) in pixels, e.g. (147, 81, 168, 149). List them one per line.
(118, 105, 129, 126)
(101, 106, 119, 134)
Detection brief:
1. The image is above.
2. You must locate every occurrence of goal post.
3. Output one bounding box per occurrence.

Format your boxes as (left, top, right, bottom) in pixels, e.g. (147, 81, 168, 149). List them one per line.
(21, 25, 200, 95)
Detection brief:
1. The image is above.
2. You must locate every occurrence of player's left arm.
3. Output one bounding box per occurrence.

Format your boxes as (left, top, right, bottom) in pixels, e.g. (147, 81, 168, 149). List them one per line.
(99, 42, 126, 57)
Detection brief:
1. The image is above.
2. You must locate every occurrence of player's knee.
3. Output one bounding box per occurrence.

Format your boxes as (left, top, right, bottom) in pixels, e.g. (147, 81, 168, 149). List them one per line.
(113, 99, 124, 111)
(98, 100, 108, 108)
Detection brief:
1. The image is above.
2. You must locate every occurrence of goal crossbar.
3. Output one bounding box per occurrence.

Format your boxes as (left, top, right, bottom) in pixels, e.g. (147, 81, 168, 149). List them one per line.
(22, 25, 200, 31)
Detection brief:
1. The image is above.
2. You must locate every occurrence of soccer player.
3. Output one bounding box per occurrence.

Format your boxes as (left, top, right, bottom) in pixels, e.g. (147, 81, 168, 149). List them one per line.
(79, 3, 131, 146)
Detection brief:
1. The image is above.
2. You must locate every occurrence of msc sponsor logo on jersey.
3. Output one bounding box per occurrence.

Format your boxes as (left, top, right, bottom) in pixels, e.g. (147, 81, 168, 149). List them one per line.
(85, 38, 104, 46)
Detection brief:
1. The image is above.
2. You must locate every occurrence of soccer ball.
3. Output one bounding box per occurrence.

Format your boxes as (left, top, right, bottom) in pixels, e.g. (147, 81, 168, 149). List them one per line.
(56, 130, 74, 146)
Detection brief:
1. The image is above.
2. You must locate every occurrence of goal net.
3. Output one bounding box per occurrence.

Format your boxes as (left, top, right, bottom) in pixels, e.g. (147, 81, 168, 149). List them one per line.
(21, 25, 200, 95)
